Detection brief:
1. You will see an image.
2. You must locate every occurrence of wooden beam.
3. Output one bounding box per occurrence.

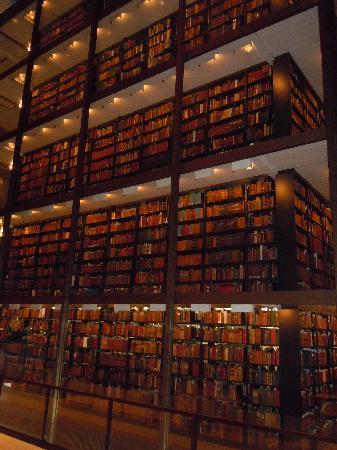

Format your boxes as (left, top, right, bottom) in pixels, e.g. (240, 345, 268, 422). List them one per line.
(318, 0, 337, 293)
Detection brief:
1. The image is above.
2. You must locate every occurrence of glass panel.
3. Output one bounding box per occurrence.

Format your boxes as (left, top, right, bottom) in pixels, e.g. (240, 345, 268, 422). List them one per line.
(0, 382, 47, 440)
(0, 305, 61, 383)
(110, 403, 161, 450)
(51, 392, 108, 450)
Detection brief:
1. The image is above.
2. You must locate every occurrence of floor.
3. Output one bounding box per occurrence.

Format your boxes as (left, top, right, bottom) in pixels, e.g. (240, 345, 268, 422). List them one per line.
(0, 434, 42, 449)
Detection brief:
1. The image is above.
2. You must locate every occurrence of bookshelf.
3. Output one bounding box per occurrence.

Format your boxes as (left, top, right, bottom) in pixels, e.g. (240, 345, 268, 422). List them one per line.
(18, 146, 50, 202)
(275, 169, 334, 290)
(47, 136, 80, 194)
(2, 217, 71, 297)
(18, 134, 80, 202)
(172, 306, 280, 429)
(209, 0, 245, 41)
(181, 61, 273, 161)
(71, 197, 169, 295)
(104, 205, 137, 295)
(121, 31, 147, 83)
(273, 53, 325, 138)
(299, 311, 337, 430)
(85, 100, 173, 185)
(64, 305, 165, 407)
(175, 174, 277, 294)
(184, 0, 208, 52)
(8, 172, 334, 297)
(147, 16, 175, 69)
(135, 198, 169, 294)
(17, 56, 324, 205)
(39, 1, 90, 50)
(0, 305, 61, 385)
(28, 61, 87, 125)
(96, 44, 121, 93)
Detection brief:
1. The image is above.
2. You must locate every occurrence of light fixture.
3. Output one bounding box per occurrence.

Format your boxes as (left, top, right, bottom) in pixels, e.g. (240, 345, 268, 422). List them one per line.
(242, 41, 254, 54)
(246, 161, 256, 170)
(232, 159, 255, 172)
(14, 73, 25, 85)
(24, 10, 35, 24)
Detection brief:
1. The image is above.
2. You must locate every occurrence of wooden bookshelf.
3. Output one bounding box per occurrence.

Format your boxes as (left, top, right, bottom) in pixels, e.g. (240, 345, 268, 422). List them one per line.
(275, 169, 334, 290)
(299, 311, 337, 431)
(121, 31, 147, 83)
(96, 44, 121, 92)
(64, 305, 165, 407)
(147, 16, 175, 69)
(172, 306, 280, 429)
(175, 175, 277, 294)
(18, 134, 80, 202)
(2, 217, 71, 297)
(18, 147, 50, 202)
(8, 172, 334, 297)
(71, 197, 168, 295)
(185, 0, 208, 52)
(273, 53, 325, 138)
(19, 55, 324, 205)
(28, 61, 87, 124)
(0, 305, 61, 385)
(39, 1, 90, 50)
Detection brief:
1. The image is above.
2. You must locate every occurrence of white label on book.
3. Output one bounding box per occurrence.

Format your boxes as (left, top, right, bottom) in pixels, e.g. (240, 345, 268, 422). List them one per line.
(114, 304, 130, 312)
(83, 336, 88, 348)
(191, 304, 211, 312)
(231, 304, 254, 313)
(9, 304, 20, 310)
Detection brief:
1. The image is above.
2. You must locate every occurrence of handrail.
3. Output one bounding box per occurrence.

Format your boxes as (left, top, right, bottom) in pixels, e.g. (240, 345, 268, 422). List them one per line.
(1, 374, 337, 450)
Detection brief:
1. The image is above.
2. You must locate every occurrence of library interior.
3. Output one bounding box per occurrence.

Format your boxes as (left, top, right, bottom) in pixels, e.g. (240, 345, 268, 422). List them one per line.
(0, 0, 336, 449)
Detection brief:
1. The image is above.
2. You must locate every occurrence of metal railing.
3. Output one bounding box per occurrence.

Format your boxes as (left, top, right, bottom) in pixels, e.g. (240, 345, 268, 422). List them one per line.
(0, 375, 337, 450)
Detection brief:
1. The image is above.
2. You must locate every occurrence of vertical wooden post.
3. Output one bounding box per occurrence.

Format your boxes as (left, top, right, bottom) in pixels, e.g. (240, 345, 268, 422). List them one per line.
(160, 0, 185, 448)
(45, 0, 102, 442)
(275, 170, 298, 290)
(273, 53, 292, 138)
(0, 0, 43, 287)
(318, 0, 337, 291)
(279, 308, 302, 426)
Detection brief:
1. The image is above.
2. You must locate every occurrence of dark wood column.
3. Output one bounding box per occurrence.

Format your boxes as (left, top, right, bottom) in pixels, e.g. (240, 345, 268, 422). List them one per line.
(275, 170, 298, 290)
(273, 53, 292, 138)
(160, 0, 185, 448)
(279, 308, 302, 426)
(161, 0, 186, 408)
(318, 0, 337, 291)
(46, 0, 102, 442)
(0, 0, 43, 288)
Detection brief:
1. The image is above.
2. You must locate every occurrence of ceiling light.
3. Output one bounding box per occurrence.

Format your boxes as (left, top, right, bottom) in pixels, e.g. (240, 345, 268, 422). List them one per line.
(243, 41, 254, 54)
(232, 159, 255, 172)
(24, 10, 35, 24)
(14, 73, 25, 85)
